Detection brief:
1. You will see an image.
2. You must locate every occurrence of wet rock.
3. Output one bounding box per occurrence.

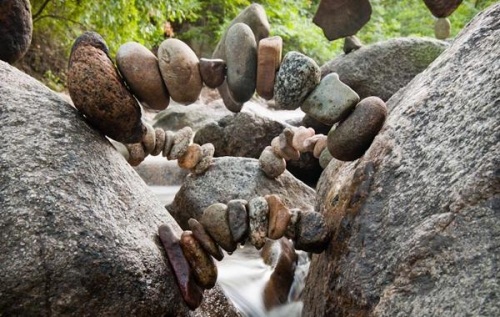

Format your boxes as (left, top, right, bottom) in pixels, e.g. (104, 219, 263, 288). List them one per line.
(158, 38, 202, 104)
(180, 231, 218, 289)
(225, 23, 257, 103)
(313, 0, 372, 41)
(168, 126, 194, 160)
(423, 0, 463, 17)
(274, 51, 321, 110)
(68, 32, 144, 143)
(257, 36, 283, 100)
(343, 35, 363, 54)
(435, 17, 452, 39)
(260, 146, 286, 178)
(327, 96, 387, 161)
(294, 210, 329, 253)
(116, 42, 170, 111)
(169, 156, 315, 229)
(200, 203, 237, 253)
(301, 73, 360, 126)
(178, 143, 202, 170)
(199, 58, 226, 89)
(151, 128, 166, 156)
(248, 196, 269, 249)
(227, 199, 249, 243)
(265, 194, 292, 240)
(188, 218, 224, 261)
(193, 143, 215, 174)
(0, 0, 32, 64)
(292, 127, 316, 152)
(142, 122, 156, 155)
(158, 224, 204, 310)
(321, 37, 448, 101)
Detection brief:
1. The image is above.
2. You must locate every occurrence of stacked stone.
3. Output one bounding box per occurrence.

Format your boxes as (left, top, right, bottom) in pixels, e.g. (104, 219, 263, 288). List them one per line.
(423, 0, 463, 40)
(158, 194, 329, 309)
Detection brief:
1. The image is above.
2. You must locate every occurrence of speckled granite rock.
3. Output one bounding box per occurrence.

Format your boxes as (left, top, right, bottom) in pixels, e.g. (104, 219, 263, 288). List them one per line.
(0, 0, 32, 64)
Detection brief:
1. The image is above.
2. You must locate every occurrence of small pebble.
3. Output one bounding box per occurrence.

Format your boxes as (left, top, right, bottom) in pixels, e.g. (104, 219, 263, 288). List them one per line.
(178, 143, 202, 170)
(285, 208, 300, 239)
(302, 134, 324, 153)
(434, 17, 451, 40)
(142, 122, 156, 155)
(180, 231, 218, 289)
(265, 195, 291, 240)
(227, 199, 249, 243)
(312, 135, 327, 158)
(162, 130, 175, 158)
(256, 36, 282, 100)
(188, 218, 224, 261)
(151, 128, 166, 156)
(248, 196, 269, 249)
(343, 35, 363, 54)
(319, 148, 334, 169)
(259, 146, 286, 179)
(193, 143, 215, 174)
(126, 143, 145, 166)
(279, 128, 300, 161)
(294, 210, 330, 253)
(292, 127, 316, 152)
(169, 126, 194, 160)
(199, 58, 226, 89)
(158, 224, 203, 310)
(200, 203, 237, 253)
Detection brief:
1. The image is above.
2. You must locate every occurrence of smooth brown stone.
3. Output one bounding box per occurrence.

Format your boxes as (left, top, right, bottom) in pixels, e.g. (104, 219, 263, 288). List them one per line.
(158, 38, 202, 104)
(142, 122, 156, 156)
(68, 32, 144, 143)
(200, 203, 237, 253)
(256, 36, 282, 100)
(423, 0, 462, 18)
(199, 58, 226, 89)
(312, 135, 327, 158)
(327, 96, 387, 161)
(193, 143, 215, 174)
(292, 126, 316, 152)
(285, 208, 300, 239)
(265, 194, 291, 240)
(0, 0, 32, 64)
(227, 199, 249, 243)
(158, 224, 203, 310)
(294, 210, 330, 253)
(180, 231, 218, 289)
(259, 146, 286, 179)
(248, 196, 269, 249)
(168, 126, 194, 160)
(279, 128, 300, 161)
(116, 42, 170, 111)
(188, 218, 224, 261)
(151, 128, 166, 156)
(162, 130, 175, 158)
(178, 143, 202, 170)
(343, 35, 363, 54)
(126, 143, 145, 166)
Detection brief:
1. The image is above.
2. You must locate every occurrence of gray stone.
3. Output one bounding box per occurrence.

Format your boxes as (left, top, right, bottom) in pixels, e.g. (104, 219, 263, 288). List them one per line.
(259, 146, 287, 179)
(168, 157, 316, 229)
(248, 196, 269, 249)
(303, 5, 500, 316)
(0, 61, 239, 316)
(227, 199, 249, 243)
(0, 0, 32, 64)
(321, 37, 449, 101)
(343, 35, 363, 54)
(225, 23, 257, 103)
(274, 51, 321, 110)
(200, 203, 237, 253)
(294, 210, 329, 253)
(301, 73, 360, 126)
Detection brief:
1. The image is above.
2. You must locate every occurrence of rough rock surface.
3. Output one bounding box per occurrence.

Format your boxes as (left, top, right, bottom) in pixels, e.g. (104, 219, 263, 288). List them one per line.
(321, 37, 448, 101)
(168, 157, 316, 229)
(0, 0, 32, 64)
(303, 5, 500, 317)
(0, 61, 240, 316)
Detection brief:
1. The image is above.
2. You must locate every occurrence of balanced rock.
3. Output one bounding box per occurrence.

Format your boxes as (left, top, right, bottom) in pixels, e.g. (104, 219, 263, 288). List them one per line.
(68, 32, 144, 143)
(423, 0, 463, 17)
(168, 126, 193, 160)
(248, 196, 269, 249)
(188, 218, 224, 261)
(180, 231, 218, 289)
(343, 35, 363, 54)
(260, 146, 286, 178)
(116, 42, 170, 111)
(321, 37, 448, 101)
(158, 38, 202, 104)
(199, 58, 226, 89)
(257, 36, 283, 100)
(327, 96, 387, 161)
(0, 0, 32, 64)
(294, 210, 329, 253)
(193, 143, 215, 174)
(227, 199, 249, 243)
(292, 126, 316, 152)
(302, 73, 360, 126)
(276, 128, 300, 161)
(151, 128, 166, 156)
(178, 143, 202, 170)
(274, 51, 321, 110)
(266, 194, 292, 240)
(200, 203, 237, 253)
(435, 17, 452, 40)
(141, 122, 156, 155)
(225, 22, 257, 103)
(126, 142, 146, 166)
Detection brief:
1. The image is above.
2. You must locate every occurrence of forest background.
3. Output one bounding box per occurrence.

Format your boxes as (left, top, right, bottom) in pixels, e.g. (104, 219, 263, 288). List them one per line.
(19, 0, 496, 91)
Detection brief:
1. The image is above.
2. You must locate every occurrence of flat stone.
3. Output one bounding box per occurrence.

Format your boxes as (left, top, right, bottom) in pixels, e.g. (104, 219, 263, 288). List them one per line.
(423, 0, 463, 17)
(188, 218, 224, 261)
(158, 38, 202, 104)
(151, 128, 166, 156)
(265, 194, 291, 240)
(68, 32, 144, 143)
(199, 58, 226, 89)
(259, 146, 286, 179)
(142, 122, 156, 155)
(200, 203, 237, 253)
(435, 17, 451, 40)
(301, 73, 360, 126)
(256, 36, 283, 100)
(177, 143, 202, 170)
(158, 224, 203, 310)
(0, 0, 32, 64)
(126, 143, 145, 166)
(116, 42, 170, 111)
(225, 23, 257, 103)
(162, 130, 175, 158)
(294, 210, 330, 253)
(193, 143, 215, 174)
(274, 51, 321, 110)
(248, 196, 269, 249)
(180, 231, 218, 289)
(227, 199, 249, 243)
(285, 208, 300, 239)
(327, 96, 387, 161)
(292, 126, 316, 152)
(168, 126, 193, 160)
(343, 35, 363, 54)
(313, 135, 327, 158)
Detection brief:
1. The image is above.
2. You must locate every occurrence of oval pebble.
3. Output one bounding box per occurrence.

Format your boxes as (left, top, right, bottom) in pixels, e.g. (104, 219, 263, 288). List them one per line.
(0, 0, 32, 64)
(256, 36, 282, 100)
(292, 127, 316, 152)
(199, 58, 226, 89)
(248, 196, 269, 249)
(434, 17, 451, 40)
(259, 146, 286, 179)
(265, 194, 291, 240)
(178, 143, 202, 170)
(194, 143, 215, 174)
(227, 199, 249, 243)
(126, 143, 145, 166)
(200, 203, 237, 253)
(180, 231, 218, 289)
(168, 126, 194, 160)
(188, 218, 224, 261)
(151, 128, 166, 156)
(141, 122, 156, 155)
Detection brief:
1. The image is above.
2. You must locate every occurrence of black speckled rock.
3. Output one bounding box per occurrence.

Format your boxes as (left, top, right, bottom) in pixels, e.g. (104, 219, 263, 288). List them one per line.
(0, 0, 32, 64)
(294, 210, 330, 253)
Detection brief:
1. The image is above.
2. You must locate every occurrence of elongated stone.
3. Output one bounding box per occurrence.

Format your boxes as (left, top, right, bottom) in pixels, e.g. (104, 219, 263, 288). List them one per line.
(285, 208, 300, 239)
(248, 196, 269, 249)
(162, 130, 175, 158)
(200, 203, 237, 253)
(178, 143, 202, 170)
(279, 128, 300, 160)
(256, 36, 283, 100)
(313, 135, 327, 158)
(151, 128, 166, 156)
(265, 195, 291, 240)
(180, 231, 218, 289)
(142, 122, 156, 155)
(292, 127, 316, 152)
(227, 199, 249, 243)
(294, 210, 330, 253)
(158, 224, 203, 310)
(259, 146, 286, 179)
(188, 218, 224, 261)
(199, 58, 226, 89)
(169, 126, 193, 160)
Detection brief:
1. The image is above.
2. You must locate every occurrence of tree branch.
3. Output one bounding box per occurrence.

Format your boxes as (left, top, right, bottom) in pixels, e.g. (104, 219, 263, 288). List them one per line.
(32, 0, 52, 20)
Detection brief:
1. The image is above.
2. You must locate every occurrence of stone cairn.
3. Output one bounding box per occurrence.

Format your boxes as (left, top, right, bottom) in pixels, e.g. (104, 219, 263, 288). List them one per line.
(66, 4, 388, 310)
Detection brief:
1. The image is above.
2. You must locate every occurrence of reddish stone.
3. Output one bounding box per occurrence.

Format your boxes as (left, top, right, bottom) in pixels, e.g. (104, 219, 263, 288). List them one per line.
(256, 36, 282, 100)
(423, 0, 463, 18)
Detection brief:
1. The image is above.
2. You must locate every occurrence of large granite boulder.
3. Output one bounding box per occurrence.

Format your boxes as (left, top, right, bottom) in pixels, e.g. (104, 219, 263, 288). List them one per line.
(0, 61, 239, 316)
(168, 157, 316, 229)
(303, 5, 499, 317)
(321, 37, 448, 101)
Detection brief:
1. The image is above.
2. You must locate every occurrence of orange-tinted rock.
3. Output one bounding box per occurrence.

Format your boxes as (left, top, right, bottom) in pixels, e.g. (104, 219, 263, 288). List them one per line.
(178, 143, 202, 170)
(180, 231, 218, 289)
(199, 58, 226, 89)
(277, 128, 300, 161)
(256, 36, 282, 100)
(265, 194, 291, 240)
(0, 0, 32, 64)
(423, 0, 463, 18)
(194, 143, 215, 174)
(188, 218, 224, 261)
(313, 135, 327, 158)
(126, 143, 145, 167)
